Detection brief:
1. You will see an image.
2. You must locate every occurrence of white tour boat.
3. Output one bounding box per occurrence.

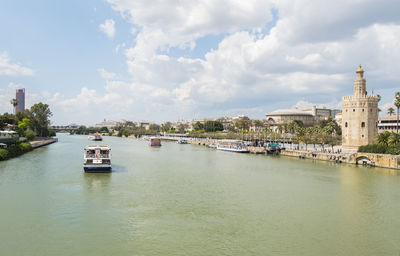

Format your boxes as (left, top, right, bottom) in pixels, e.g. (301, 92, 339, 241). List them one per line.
(83, 145, 111, 172)
(217, 140, 249, 153)
(88, 133, 102, 141)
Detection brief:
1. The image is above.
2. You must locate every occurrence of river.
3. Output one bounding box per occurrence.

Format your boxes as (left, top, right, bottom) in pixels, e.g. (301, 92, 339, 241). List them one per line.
(0, 133, 399, 255)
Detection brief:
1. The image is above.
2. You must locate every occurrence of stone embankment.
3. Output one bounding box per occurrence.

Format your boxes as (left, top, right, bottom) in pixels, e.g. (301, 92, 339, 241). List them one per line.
(280, 149, 346, 163)
(30, 138, 58, 149)
(280, 149, 400, 170)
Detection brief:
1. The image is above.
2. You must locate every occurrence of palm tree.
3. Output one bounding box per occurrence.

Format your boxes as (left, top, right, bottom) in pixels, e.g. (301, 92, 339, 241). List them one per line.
(388, 107, 395, 116)
(388, 132, 400, 147)
(394, 92, 400, 134)
(10, 98, 18, 113)
(376, 131, 391, 146)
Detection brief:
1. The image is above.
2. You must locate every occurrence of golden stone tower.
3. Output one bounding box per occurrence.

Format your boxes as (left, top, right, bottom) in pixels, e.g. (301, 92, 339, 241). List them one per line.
(342, 66, 379, 150)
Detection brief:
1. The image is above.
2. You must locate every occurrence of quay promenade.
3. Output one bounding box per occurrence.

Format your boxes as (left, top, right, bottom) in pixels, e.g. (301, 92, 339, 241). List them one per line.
(159, 136, 400, 170)
(30, 137, 58, 149)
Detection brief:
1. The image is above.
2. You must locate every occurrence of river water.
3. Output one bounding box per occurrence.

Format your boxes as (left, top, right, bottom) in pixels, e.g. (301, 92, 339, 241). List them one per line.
(0, 134, 399, 255)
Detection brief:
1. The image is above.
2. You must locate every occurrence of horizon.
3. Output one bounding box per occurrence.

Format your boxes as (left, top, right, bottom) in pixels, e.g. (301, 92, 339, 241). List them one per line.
(1, 0, 400, 126)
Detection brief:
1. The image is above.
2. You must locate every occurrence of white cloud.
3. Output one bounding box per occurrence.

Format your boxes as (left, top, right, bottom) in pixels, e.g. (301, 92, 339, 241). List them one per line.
(99, 19, 116, 38)
(5, 0, 400, 125)
(0, 52, 34, 76)
(107, 0, 274, 59)
(97, 68, 116, 79)
(82, 0, 397, 123)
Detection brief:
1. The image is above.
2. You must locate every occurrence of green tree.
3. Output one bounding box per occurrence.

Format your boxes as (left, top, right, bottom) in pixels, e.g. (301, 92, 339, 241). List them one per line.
(29, 103, 53, 137)
(18, 118, 30, 130)
(161, 122, 172, 132)
(394, 92, 400, 134)
(0, 113, 16, 129)
(234, 119, 251, 131)
(319, 117, 342, 135)
(376, 131, 391, 146)
(252, 120, 264, 129)
(388, 107, 395, 116)
(178, 124, 186, 132)
(149, 123, 160, 132)
(17, 118, 31, 136)
(388, 132, 400, 146)
(204, 121, 224, 132)
(25, 129, 36, 141)
(15, 110, 30, 122)
(193, 121, 204, 131)
(100, 126, 109, 133)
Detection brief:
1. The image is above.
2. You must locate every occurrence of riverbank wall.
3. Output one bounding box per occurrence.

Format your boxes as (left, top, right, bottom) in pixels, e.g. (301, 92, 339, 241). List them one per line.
(280, 150, 346, 163)
(187, 138, 400, 170)
(159, 136, 400, 170)
(279, 149, 400, 170)
(30, 137, 58, 149)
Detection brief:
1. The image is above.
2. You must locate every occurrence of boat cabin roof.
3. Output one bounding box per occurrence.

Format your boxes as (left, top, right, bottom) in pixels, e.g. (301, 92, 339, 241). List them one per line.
(85, 145, 111, 150)
(0, 131, 18, 134)
(218, 139, 242, 144)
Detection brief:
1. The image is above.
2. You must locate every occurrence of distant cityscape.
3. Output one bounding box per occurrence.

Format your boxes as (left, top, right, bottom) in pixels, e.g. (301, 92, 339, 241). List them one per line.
(7, 67, 400, 152)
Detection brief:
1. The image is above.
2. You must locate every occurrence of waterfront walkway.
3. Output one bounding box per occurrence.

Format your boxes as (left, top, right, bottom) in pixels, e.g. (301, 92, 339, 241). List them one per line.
(30, 138, 58, 149)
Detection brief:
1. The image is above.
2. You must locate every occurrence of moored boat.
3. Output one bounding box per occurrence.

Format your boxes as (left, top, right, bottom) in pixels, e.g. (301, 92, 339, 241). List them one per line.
(149, 137, 161, 146)
(217, 140, 249, 153)
(88, 133, 102, 141)
(266, 142, 282, 154)
(177, 139, 188, 144)
(83, 145, 111, 172)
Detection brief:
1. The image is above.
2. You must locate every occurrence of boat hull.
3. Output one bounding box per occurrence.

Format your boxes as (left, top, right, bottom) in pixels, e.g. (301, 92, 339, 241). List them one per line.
(84, 164, 112, 172)
(217, 147, 249, 153)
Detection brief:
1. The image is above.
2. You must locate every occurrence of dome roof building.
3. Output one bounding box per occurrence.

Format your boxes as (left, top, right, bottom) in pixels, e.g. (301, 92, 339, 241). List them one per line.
(266, 108, 316, 128)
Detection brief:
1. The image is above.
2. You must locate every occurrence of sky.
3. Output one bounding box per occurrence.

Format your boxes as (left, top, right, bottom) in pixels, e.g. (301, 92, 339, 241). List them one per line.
(1, 0, 400, 126)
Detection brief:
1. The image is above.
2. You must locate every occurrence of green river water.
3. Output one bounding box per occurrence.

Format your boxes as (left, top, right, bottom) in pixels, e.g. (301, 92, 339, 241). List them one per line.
(0, 133, 400, 255)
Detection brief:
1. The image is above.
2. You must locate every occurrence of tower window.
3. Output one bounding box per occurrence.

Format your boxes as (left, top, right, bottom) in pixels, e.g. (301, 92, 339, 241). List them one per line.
(361, 122, 365, 128)
(353, 109, 355, 112)
(362, 109, 364, 112)
(345, 122, 348, 128)
(362, 135, 364, 138)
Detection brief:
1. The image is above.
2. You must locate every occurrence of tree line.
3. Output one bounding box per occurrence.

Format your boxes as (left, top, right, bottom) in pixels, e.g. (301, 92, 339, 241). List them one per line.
(0, 102, 54, 140)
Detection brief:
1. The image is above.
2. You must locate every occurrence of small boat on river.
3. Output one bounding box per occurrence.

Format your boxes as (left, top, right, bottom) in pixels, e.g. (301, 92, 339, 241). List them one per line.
(83, 145, 111, 172)
(217, 140, 249, 153)
(88, 133, 102, 141)
(177, 139, 188, 144)
(149, 137, 162, 146)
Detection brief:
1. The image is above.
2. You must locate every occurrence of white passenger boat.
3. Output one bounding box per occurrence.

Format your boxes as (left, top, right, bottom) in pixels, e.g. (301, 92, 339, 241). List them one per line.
(83, 145, 111, 172)
(149, 137, 162, 146)
(216, 140, 249, 153)
(88, 133, 102, 141)
(177, 139, 188, 144)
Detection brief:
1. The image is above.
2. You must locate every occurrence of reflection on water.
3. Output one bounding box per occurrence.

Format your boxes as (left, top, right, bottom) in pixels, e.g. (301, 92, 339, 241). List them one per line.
(84, 172, 111, 190)
(0, 133, 399, 256)
(109, 164, 128, 173)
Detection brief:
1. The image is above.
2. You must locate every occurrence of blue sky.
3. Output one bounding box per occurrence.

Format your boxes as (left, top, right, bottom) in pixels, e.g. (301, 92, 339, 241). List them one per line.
(1, 0, 400, 125)
(0, 0, 130, 96)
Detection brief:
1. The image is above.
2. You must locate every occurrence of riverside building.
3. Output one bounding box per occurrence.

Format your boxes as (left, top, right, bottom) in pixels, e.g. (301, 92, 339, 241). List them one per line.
(341, 66, 379, 150)
(265, 106, 340, 132)
(377, 116, 400, 133)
